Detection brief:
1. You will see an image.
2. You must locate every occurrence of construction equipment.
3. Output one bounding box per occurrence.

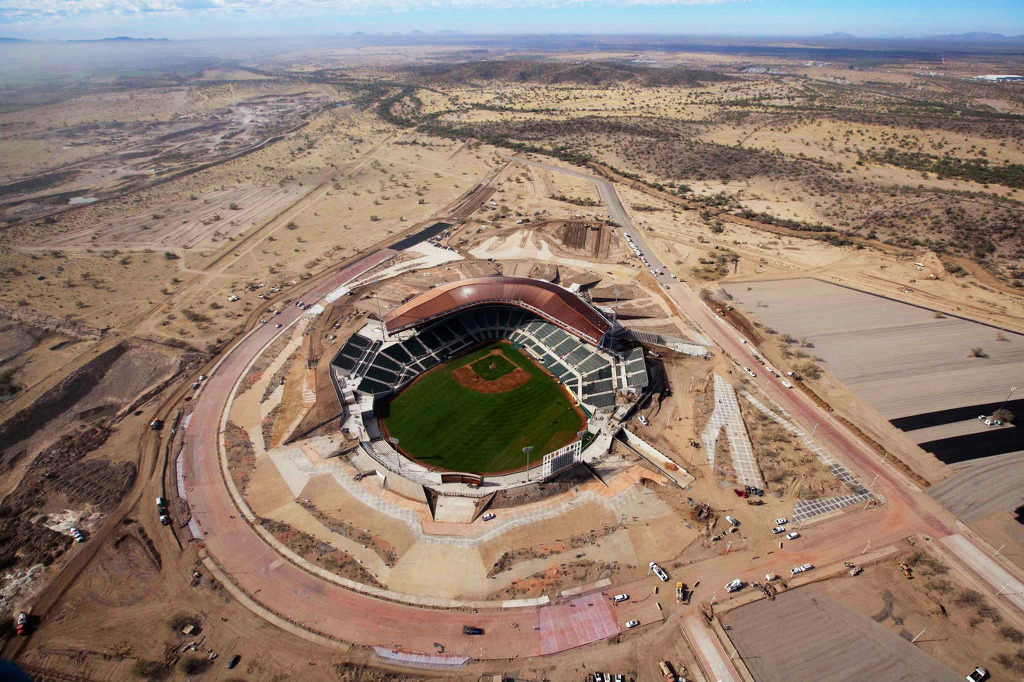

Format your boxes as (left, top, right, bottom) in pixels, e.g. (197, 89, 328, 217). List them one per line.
(676, 581, 689, 603)
(898, 561, 913, 579)
(659, 660, 676, 681)
(746, 498, 765, 506)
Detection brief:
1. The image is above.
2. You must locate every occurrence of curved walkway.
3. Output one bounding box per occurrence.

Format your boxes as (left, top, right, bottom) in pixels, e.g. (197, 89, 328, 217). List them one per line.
(179, 250, 620, 659)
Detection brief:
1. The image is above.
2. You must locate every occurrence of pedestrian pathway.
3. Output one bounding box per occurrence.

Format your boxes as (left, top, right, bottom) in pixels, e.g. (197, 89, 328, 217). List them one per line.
(741, 390, 872, 522)
(702, 373, 764, 490)
(267, 444, 660, 549)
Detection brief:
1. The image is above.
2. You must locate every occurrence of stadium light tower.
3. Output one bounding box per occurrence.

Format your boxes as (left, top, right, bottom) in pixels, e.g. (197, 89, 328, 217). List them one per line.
(523, 446, 534, 481)
(374, 289, 388, 341)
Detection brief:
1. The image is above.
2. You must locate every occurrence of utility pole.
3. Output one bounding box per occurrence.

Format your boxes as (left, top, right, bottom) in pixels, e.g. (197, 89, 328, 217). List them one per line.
(523, 446, 534, 481)
(911, 628, 926, 643)
(998, 386, 1017, 413)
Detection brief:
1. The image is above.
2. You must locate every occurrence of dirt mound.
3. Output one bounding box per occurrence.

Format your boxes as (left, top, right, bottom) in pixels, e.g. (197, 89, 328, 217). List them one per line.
(0, 339, 183, 474)
(452, 364, 529, 393)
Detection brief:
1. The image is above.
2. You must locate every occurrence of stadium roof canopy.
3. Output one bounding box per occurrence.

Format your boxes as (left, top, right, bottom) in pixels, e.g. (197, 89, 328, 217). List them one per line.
(383, 276, 612, 346)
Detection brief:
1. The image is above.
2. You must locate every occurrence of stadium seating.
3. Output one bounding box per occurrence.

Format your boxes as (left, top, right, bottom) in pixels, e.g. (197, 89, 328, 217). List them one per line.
(334, 304, 643, 409)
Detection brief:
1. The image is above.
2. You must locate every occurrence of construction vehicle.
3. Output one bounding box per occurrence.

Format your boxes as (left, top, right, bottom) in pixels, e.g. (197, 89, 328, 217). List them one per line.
(660, 660, 676, 681)
(899, 561, 913, 579)
(462, 625, 484, 635)
(676, 581, 689, 603)
(149, 418, 163, 430)
(15, 611, 29, 636)
(848, 565, 863, 577)
(746, 498, 765, 506)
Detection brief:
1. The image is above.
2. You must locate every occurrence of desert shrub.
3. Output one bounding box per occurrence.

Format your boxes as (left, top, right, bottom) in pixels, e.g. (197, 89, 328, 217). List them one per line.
(133, 660, 171, 680)
(180, 656, 212, 676)
(1001, 626, 1024, 643)
(953, 588, 984, 607)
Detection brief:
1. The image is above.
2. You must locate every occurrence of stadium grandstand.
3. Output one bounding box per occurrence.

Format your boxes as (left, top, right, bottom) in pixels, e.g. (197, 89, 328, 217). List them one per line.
(331, 276, 650, 477)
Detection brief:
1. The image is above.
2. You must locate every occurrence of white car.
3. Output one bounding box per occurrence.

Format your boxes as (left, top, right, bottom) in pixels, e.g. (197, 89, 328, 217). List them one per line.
(984, 418, 1002, 426)
(69, 527, 84, 542)
(482, 513, 495, 521)
(625, 619, 640, 629)
(725, 579, 743, 592)
(787, 532, 801, 540)
(771, 526, 786, 535)
(781, 380, 794, 389)
(649, 562, 669, 581)
(775, 518, 788, 525)
(744, 367, 757, 378)
(791, 565, 807, 575)
(725, 515, 739, 527)
(613, 594, 629, 603)
(227, 295, 240, 302)
(966, 666, 988, 682)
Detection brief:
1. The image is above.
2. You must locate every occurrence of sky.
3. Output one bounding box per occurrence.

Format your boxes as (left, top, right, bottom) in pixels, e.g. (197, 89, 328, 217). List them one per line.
(2, 0, 1023, 41)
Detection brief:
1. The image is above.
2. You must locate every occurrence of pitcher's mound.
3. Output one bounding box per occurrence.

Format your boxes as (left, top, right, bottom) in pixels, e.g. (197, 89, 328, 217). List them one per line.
(453, 364, 530, 393)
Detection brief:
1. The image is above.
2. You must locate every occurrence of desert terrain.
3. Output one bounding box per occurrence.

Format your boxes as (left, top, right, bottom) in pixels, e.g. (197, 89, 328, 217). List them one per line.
(1, 32, 1024, 682)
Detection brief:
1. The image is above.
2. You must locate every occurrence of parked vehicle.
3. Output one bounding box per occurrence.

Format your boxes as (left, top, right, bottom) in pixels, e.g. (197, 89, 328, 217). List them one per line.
(775, 518, 788, 525)
(637, 415, 649, 426)
(787, 532, 801, 540)
(649, 562, 669, 581)
(781, 380, 794, 389)
(966, 667, 989, 682)
(69, 527, 84, 542)
(625, 620, 640, 629)
(613, 594, 629, 603)
(771, 526, 786, 535)
(725, 515, 739, 527)
(743, 367, 757, 377)
(15, 612, 29, 636)
(462, 625, 484, 635)
(482, 513, 495, 522)
(227, 655, 241, 670)
(725, 579, 743, 592)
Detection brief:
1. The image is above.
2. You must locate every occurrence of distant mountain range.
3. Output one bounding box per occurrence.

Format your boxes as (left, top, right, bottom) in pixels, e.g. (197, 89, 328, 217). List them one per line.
(0, 36, 169, 43)
(0, 31, 1022, 48)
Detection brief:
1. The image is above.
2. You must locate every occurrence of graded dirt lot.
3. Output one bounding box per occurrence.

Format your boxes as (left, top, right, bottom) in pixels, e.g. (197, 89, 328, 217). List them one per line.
(721, 278, 1024, 421)
(722, 584, 962, 682)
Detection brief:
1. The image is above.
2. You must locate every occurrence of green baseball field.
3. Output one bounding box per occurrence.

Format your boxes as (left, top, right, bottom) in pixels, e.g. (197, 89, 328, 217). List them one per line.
(380, 341, 584, 474)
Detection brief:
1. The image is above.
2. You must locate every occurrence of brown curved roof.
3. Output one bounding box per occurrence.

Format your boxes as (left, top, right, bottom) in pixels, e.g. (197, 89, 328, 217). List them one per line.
(384, 276, 611, 345)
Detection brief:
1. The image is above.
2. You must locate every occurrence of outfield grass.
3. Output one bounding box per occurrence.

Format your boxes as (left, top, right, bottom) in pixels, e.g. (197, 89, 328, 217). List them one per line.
(381, 342, 584, 473)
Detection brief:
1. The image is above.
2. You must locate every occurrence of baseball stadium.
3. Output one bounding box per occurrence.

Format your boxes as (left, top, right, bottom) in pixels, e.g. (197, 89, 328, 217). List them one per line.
(331, 276, 649, 479)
